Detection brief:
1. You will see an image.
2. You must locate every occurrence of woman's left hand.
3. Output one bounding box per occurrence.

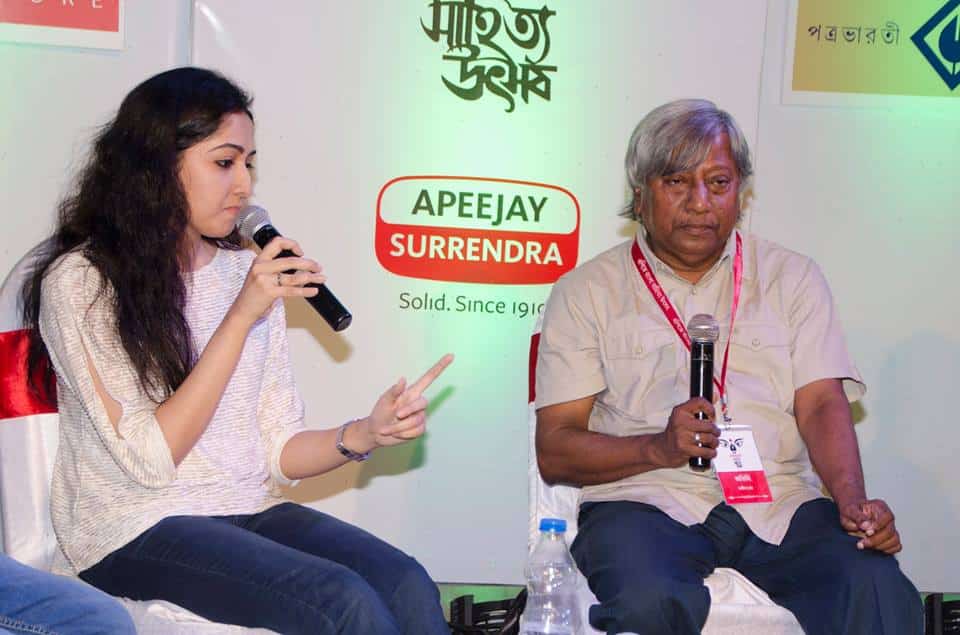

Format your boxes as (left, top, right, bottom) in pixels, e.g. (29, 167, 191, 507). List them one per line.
(360, 354, 455, 449)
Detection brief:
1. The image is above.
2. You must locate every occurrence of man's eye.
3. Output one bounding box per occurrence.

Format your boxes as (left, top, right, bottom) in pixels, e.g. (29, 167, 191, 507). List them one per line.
(245, 163, 256, 171)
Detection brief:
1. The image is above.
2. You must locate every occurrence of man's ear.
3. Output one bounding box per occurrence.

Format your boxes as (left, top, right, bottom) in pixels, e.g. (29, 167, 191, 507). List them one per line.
(633, 188, 644, 223)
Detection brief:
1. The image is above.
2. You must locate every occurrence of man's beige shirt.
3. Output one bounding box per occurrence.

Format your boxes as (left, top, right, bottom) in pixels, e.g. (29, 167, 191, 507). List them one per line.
(535, 230, 865, 545)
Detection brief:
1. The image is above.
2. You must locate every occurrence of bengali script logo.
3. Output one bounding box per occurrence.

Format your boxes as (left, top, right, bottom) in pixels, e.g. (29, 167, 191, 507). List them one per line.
(911, 0, 960, 90)
(806, 21, 900, 46)
(421, 0, 556, 112)
(375, 176, 579, 284)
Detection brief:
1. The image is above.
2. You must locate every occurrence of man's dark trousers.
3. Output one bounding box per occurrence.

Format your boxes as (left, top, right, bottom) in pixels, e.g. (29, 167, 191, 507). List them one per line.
(571, 498, 923, 634)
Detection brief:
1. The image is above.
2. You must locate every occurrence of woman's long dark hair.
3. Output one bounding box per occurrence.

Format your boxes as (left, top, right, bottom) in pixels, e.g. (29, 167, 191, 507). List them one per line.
(21, 67, 253, 403)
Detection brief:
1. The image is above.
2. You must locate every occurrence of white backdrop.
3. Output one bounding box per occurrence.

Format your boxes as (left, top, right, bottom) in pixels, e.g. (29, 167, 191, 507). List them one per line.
(191, 0, 766, 584)
(0, 0, 955, 591)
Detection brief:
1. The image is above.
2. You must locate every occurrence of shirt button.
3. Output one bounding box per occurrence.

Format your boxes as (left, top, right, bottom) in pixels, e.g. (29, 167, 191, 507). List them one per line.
(752, 338, 761, 347)
(691, 288, 698, 295)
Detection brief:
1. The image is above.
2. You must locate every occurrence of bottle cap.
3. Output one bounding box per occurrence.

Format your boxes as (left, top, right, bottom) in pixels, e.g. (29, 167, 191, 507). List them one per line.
(539, 518, 567, 533)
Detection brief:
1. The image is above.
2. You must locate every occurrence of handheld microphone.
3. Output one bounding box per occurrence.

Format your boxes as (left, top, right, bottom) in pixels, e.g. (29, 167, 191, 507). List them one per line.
(236, 205, 352, 332)
(688, 314, 719, 472)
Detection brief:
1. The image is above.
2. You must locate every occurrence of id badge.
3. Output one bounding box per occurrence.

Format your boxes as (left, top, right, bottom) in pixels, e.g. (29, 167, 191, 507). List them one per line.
(714, 424, 773, 504)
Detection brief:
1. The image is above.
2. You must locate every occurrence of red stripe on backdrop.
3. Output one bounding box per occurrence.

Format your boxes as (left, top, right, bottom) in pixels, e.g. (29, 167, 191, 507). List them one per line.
(528, 332, 540, 404)
(0, 329, 56, 420)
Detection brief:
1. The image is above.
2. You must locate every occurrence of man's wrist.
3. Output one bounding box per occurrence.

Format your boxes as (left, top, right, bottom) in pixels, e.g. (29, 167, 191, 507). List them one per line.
(829, 482, 867, 510)
(834, 494, 866, 507)
(641, 432, 668, 470)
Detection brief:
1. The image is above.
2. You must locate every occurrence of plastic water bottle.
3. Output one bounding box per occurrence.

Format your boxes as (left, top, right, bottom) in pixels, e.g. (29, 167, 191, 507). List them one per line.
(520, 518, 582, 635)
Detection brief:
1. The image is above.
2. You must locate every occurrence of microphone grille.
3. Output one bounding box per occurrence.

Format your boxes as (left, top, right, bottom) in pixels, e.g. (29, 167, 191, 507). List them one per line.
(236, 205, 271, 241)
(687, 313, 719, 343)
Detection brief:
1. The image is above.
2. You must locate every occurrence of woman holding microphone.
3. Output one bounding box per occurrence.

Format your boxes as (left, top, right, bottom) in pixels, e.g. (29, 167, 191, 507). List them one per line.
(21, 66, 452, 634)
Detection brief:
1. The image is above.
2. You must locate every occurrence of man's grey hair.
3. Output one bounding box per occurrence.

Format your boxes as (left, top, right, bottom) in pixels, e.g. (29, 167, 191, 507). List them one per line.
(621, 99, 753, 220)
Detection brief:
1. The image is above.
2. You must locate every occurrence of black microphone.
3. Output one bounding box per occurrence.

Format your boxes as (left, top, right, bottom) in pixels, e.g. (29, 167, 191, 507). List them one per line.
(688, 314, 719, 472)
(236, 205, 352, 332)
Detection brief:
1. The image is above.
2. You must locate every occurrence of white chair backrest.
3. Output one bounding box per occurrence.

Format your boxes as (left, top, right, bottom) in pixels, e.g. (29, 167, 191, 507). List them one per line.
(0, 245, 60, 569)
(527, 312, 582, 551)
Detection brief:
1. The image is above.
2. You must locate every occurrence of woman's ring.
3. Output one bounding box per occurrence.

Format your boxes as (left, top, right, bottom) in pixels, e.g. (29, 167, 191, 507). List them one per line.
(694, 432, 702, 444)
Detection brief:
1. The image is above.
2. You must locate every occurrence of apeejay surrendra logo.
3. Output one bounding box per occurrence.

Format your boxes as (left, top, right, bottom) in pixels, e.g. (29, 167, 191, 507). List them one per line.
(375, 176, 579, 284)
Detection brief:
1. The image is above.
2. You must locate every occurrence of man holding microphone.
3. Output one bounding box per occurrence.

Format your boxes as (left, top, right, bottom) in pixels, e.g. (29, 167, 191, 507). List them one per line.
(534, 99, 922, 634)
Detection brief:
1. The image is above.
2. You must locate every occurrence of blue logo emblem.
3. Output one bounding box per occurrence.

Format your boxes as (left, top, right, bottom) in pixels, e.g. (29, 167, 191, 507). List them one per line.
(911, 0, 960, 90)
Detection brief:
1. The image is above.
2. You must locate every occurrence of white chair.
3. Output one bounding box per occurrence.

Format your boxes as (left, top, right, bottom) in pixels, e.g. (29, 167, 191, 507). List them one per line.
(0, 246, 275, 634)
(527, 315, 803, 634)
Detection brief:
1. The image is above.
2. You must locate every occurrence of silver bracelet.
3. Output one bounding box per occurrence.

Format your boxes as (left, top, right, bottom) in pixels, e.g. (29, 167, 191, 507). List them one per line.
(335, 419, 371, 462)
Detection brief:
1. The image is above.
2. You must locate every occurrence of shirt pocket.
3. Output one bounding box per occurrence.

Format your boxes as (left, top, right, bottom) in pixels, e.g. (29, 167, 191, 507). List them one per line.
(601, 328, 677, 419)
(726, 322, 793, 410)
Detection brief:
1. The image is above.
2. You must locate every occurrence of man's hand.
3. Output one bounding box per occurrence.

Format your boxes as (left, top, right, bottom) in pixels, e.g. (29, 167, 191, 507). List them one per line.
(652, 397, 721, 468)
(838, 498, 902, 554)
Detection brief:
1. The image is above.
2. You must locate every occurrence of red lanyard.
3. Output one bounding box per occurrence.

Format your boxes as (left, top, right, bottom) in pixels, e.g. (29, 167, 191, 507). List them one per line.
(630, 232, 743, 419)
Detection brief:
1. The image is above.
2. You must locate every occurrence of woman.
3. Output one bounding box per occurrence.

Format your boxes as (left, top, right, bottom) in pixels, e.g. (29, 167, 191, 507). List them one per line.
(20, 67, 452, 634)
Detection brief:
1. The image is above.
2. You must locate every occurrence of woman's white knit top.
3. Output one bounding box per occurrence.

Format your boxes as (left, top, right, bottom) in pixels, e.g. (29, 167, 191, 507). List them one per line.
(39, 247, 304, 574)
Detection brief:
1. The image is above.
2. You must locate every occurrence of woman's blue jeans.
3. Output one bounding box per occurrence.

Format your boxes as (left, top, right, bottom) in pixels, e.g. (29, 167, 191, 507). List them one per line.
(79, 502, 449, 634)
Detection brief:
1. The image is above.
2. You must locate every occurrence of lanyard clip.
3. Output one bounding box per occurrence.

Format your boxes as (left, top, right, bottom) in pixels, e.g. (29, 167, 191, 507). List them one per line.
(720, 394, 732, 426)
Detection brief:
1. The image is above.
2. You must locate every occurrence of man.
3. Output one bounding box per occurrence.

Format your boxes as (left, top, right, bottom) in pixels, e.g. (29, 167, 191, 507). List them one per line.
(535, 99, 922, 634)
